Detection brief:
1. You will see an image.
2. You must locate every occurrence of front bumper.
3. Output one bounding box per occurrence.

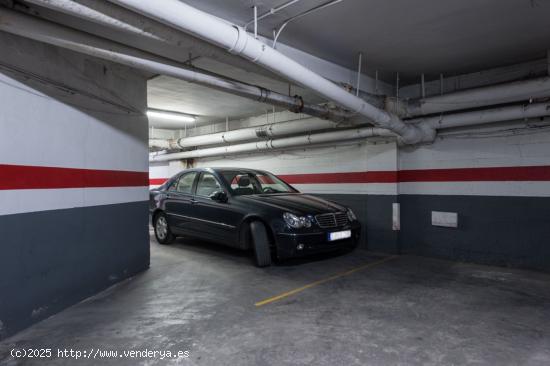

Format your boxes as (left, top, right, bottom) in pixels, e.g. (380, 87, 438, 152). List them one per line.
(274, 222, 361, 259)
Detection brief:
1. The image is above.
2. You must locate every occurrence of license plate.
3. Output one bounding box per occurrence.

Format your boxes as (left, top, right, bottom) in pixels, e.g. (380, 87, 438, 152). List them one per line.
(328, 230, 351, 241)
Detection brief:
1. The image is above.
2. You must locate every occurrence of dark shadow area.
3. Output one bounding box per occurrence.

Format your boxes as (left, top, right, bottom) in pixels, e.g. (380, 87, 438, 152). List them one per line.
(151, 233, 360, 267)
(172, 236, 252, 261)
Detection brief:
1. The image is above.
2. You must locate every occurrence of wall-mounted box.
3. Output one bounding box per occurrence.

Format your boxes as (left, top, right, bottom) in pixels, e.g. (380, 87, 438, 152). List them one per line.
(432, 211, 458, 228)
(392, 203, 400, 230)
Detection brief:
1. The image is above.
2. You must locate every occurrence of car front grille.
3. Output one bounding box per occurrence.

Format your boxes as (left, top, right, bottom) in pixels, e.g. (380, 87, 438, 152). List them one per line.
(315, 212, 348, 228)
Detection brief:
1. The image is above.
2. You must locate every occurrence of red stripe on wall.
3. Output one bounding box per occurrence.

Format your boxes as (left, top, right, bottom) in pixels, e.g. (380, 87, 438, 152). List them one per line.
(278, 171, 399, 184)
(149, 178, 168, 185)
(398, 166, 550, 182)
(149, 165, 550, 186)
(0, 164, 149, 190)
(281, 166, 550, 184)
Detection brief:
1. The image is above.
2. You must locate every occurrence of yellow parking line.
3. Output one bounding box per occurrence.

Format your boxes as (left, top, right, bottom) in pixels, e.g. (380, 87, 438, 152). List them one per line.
(255, 255, 398, 307)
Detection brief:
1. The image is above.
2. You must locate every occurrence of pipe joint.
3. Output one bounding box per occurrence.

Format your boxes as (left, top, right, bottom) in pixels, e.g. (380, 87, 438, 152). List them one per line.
(417, 123, 437, 143)
(257, 87, 270, 103)
(228, 25, 247, 55)
(290, 95, 304, 113)
(229, 26, 265, 62)
(386, 115, 429, 144)
(255, 126, 270, 138)
(398, 123, 435, 144)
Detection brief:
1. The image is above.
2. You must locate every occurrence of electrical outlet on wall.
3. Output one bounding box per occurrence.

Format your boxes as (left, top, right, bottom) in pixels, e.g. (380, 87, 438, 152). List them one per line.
(432, 211, 458, 228)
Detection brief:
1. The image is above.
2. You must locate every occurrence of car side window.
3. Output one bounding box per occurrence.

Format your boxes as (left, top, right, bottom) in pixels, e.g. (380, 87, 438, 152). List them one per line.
(196, 172, 222, 197)
(175, 172, 197, 194)
(167, 178, 178, 191)
(230, 174, 258, 195)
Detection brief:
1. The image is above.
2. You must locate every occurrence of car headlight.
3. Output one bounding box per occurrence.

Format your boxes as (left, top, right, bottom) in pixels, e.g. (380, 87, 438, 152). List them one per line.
(347, 208, 357, 222)
(283, 212, 312, 229)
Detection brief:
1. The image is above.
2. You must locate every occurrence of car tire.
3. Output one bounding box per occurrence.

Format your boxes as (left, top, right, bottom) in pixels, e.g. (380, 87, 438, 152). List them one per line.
(154, 212, 175, 245)
(250, 221, 272, 267)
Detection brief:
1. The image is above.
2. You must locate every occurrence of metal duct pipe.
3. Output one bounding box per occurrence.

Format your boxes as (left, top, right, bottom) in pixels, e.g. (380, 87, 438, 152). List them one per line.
(149, 127, 393, 162)
(177, 117, 337, 148)
(409, 102, 550, 130)
(23, 0, 275, 80)
(110, 0, 428, 144)
(150, 102, 550, 162)
(148, 117, 337, 149)
(403, 77, 550, 117)
(0, 8, 352, 122)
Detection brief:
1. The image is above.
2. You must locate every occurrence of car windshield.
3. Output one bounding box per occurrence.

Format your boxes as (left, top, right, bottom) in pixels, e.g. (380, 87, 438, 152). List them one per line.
(220, 171, 297, 196)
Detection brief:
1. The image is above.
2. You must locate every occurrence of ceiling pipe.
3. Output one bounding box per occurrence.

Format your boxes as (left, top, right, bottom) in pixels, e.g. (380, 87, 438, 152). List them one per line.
(409, 101, 550, 130)
(391, 77, 550, 117)
(0, 8, 353, 122)
(23, 0, 277, 80)
(180, 117, 337, 148)
(110, 0, 429, 144)
(150, 102, 550, 162)
(149, 127, 394, 162)
(149, 117, 338, 149)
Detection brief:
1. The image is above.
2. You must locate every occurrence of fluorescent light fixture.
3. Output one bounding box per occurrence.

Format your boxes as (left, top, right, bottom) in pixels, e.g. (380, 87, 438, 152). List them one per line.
(146, 109, 196, 123)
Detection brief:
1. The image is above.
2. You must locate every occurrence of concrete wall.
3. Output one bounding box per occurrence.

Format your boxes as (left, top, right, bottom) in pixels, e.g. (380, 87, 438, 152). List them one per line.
(0, 33, 150, 339)
(149, 119, 550, 272)
(397, 123, 550, 271)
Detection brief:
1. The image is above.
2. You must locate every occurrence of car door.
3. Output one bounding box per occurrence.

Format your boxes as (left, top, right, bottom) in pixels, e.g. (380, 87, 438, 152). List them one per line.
(164, 171, 199, 235)
(192, 172, 242, 244)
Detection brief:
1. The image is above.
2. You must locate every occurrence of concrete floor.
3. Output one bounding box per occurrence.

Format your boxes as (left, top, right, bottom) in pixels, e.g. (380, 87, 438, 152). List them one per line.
(1, 234, 550, 366)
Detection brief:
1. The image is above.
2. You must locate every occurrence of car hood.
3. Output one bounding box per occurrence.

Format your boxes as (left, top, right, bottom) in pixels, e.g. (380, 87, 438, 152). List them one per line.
(239, 193, 347, 215)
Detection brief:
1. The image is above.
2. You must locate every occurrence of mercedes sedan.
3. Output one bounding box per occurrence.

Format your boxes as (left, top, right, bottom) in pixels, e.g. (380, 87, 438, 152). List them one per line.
(149, 168, 361, 267)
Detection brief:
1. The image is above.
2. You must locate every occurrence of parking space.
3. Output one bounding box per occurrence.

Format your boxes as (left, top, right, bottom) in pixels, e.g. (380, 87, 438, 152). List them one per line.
(2, 236, 549, 365)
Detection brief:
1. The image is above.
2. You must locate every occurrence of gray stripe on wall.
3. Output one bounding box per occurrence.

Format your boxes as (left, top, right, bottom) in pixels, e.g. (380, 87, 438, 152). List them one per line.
(0, 201, 150, 340)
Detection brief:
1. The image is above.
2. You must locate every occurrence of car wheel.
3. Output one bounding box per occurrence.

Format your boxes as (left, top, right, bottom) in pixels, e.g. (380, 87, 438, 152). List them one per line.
(154, 212, 175, 245)
(250, 221, 272, 267)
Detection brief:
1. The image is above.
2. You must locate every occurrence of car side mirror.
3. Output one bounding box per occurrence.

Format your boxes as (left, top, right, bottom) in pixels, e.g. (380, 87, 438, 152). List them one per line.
(209, 190, 228, 203)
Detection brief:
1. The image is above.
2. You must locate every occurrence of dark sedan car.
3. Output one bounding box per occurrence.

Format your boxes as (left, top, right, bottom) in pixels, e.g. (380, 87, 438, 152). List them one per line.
(150, 168, 361, 266)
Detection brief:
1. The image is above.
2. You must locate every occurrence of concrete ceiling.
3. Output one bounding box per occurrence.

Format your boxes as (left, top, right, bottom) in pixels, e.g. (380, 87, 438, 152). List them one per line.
(182, 0, 550, 84)
(25, 0, 550, 126)
(147, 0, 550, 125)
(23, 0, 324, 126)
(148, 58, 325, 125)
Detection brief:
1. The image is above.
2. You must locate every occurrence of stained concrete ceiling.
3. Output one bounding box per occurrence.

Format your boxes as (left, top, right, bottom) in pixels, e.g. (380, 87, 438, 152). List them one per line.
(150, 0, 550, 125)
(147, 57, 325, 125)
(23, 0, 550, 127)
(183, 0, 550, 83)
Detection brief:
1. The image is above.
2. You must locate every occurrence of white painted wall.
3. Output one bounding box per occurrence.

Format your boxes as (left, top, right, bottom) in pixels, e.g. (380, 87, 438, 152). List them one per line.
(149, 119, 550, 198)
(150, 139, 398, 194)
(0, 31, 150, 339)
(150, 160, 187, 185)
(0, 32, 149, 215)
(398, 120, 550, 197)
